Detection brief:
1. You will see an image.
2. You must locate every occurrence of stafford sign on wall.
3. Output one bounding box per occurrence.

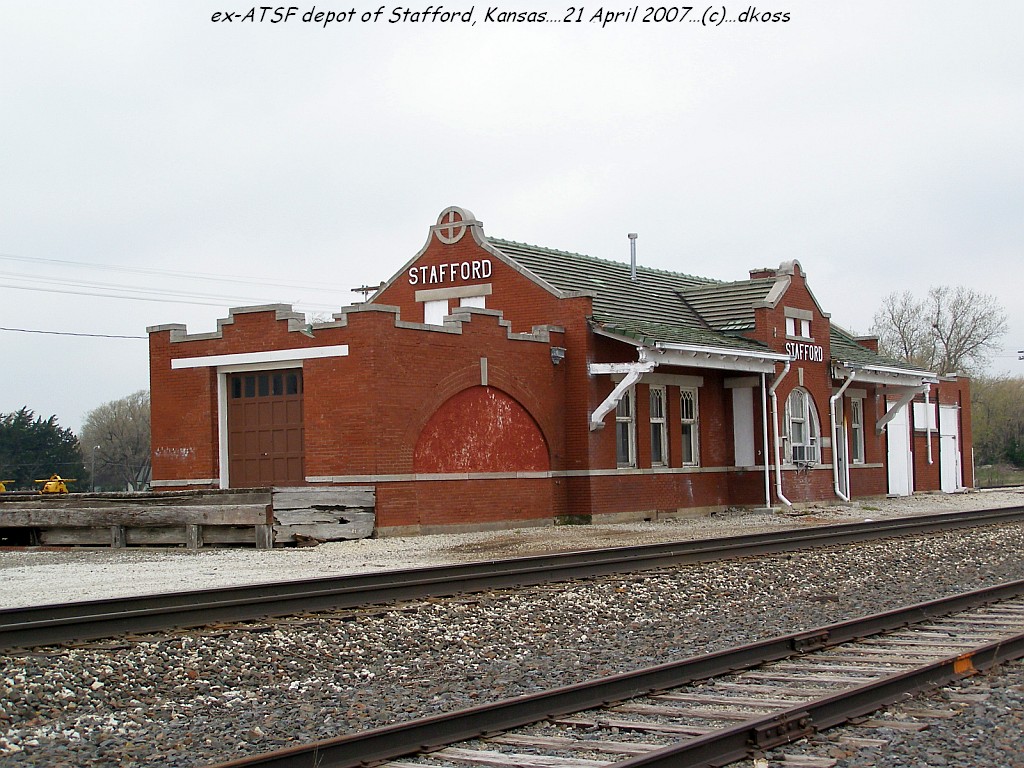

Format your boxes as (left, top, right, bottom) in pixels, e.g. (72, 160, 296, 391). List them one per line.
(408, 258, 493, 286)
(785, 341, 824, 362)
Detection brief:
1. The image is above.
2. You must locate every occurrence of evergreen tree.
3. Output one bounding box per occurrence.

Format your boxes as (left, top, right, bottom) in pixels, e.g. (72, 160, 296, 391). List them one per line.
(0, 408, 86, 492)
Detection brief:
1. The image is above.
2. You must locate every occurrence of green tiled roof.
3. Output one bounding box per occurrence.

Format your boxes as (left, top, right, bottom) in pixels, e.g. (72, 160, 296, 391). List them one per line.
(829, 325, 929, 372)
(679, 279, 777, 332)
(585, 316, 773, 350)
(491, 238, 770, 353)
(490, 237, 896, 366)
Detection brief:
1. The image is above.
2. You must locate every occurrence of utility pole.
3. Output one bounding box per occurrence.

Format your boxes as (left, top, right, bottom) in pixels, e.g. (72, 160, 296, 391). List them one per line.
(90, 445, 100, 492)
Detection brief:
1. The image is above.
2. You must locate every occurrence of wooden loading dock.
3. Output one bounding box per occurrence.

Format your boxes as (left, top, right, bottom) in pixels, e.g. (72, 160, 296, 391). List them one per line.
(0, 487, 374, 549)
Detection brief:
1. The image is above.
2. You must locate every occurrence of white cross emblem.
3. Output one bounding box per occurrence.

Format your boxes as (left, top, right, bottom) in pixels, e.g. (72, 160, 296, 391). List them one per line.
(434, 208, 468, 244)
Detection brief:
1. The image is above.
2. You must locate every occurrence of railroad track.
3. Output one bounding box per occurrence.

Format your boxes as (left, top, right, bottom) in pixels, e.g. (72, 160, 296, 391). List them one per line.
(1, 505, 1023, 651)
(208, 578, 1024, 768)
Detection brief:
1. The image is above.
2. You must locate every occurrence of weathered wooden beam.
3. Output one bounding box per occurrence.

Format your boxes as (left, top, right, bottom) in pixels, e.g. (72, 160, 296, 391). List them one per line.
(0, 491, 272, 510)
(0, 504, 271, 527)
(38, 525, 265, 546)
(254, 524, 274, 550)
(273, 520, 375, 542)
(273, 510, 374, 526)
(39, 528, 110, 546)
(272, 487, 375, 509)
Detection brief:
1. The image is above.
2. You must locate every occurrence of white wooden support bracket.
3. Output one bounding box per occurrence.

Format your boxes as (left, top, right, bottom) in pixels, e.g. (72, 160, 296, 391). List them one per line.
(876, 386, 925, 435)
(588, 361, 656, 431)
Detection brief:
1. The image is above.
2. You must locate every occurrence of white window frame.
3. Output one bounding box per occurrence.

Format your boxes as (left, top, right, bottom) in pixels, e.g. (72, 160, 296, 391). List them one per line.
(849, 396, 865, 464)
(424, 299, 449, 325)
(616, 387, 636, 468)
(785, 316, 812, 340)
(649, 386, 667, 467)
(459, 295, 486, 309)
(680, 387, 700, 466)
(785, 387, 821, 465)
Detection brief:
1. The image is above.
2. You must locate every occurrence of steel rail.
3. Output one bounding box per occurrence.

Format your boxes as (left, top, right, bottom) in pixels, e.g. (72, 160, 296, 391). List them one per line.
(1, 505, 1022, 651)
(615, 631, 1024, 767)
(205, 578, 1024, 767)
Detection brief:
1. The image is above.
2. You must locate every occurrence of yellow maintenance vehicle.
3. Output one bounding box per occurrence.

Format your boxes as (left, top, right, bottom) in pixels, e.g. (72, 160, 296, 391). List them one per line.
(34, 474, 76, 494)
(0, 479, 15, 493)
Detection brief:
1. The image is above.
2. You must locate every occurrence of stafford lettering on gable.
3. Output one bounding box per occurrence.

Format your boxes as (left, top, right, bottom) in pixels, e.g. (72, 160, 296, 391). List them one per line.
(408, 259, 492, 286)
(785, 341, 824, 362)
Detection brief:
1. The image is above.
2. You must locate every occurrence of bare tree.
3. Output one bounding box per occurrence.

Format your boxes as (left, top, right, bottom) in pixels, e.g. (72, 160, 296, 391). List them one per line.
(870, 286, 1008, 375)
(80, 390, 151, 491)
(871, 290, 934, 369)
(972, 375, 1024, 467)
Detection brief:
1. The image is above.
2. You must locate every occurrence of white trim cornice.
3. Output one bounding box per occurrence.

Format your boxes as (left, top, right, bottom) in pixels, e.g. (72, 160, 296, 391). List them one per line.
(171, 345, 349, 370)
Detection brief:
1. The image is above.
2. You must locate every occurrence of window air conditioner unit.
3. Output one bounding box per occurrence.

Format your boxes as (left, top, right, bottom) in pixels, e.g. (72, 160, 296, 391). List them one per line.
(791, 445, 816, 465)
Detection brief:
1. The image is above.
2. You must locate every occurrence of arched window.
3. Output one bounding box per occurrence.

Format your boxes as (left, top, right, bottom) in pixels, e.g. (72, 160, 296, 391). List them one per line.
(785, 387, 821, 464)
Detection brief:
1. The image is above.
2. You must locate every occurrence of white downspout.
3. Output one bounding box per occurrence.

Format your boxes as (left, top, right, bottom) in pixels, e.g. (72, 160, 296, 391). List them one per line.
(829, 370, 857, 502)
(761, 372, 771, 510)
(925, 384, 934, 465)
(769, 359, 792, 507)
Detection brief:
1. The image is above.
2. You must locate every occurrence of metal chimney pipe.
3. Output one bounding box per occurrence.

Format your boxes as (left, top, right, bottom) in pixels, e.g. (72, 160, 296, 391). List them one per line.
(628, 233, 637, 282)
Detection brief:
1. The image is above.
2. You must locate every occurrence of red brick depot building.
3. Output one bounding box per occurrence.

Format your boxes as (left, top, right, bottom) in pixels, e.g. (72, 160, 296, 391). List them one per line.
(148, 206, 973, 535)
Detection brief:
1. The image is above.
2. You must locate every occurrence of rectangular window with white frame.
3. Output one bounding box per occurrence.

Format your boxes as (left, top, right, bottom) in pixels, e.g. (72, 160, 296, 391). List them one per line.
(785, 316, 811, 339)
(616, 387, 636, 468)
(649, 386, 667, 466)
(423, 299, 449, 326)
(849, 397, 865, 464)
(680, 387, 700, 466)
(417, 284, 492, 326)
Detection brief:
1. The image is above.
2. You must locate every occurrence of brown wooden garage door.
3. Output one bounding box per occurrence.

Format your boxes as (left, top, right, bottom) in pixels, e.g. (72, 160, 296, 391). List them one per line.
(227, 369, 304, 487)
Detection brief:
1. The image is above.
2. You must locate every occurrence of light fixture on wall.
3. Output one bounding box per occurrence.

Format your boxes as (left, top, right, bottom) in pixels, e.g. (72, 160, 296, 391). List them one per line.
(550, 347, 566, 365)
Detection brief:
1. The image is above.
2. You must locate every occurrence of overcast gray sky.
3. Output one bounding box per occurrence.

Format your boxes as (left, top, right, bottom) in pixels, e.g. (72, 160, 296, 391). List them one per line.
(2, 1, 1022, 435)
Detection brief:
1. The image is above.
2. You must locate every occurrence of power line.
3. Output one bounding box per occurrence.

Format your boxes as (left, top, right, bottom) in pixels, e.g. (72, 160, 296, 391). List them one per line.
(0, 326, 146, 339)
(0, 269, 329, 307)
(0, 251, 353, 294)
(1, 282, 340, 311)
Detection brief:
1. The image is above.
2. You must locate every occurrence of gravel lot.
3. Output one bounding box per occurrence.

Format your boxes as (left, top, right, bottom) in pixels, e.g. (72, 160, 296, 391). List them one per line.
(1, 489, 1023, 767)
(2, 488, 1022, 608)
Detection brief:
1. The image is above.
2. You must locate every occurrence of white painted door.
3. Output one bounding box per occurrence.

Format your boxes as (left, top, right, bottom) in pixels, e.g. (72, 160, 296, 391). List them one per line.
(886, 402, 913, 496)
(939, 405, 961, 492)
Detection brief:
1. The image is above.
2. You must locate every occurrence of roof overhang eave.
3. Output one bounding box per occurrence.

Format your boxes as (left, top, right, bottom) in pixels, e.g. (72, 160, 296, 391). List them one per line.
(651, 340, 788, 374)
(591, 325, 786, 373)
(832, 361, 941, 387)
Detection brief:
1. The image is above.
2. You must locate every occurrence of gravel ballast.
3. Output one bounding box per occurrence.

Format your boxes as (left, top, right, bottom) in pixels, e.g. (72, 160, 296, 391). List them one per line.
(1, 490, 1023, 766)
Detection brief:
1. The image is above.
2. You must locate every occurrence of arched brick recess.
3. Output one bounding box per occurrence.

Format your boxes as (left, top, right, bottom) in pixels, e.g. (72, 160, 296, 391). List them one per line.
(399, 361, 558, 465)
(413, 386, 550, 473)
